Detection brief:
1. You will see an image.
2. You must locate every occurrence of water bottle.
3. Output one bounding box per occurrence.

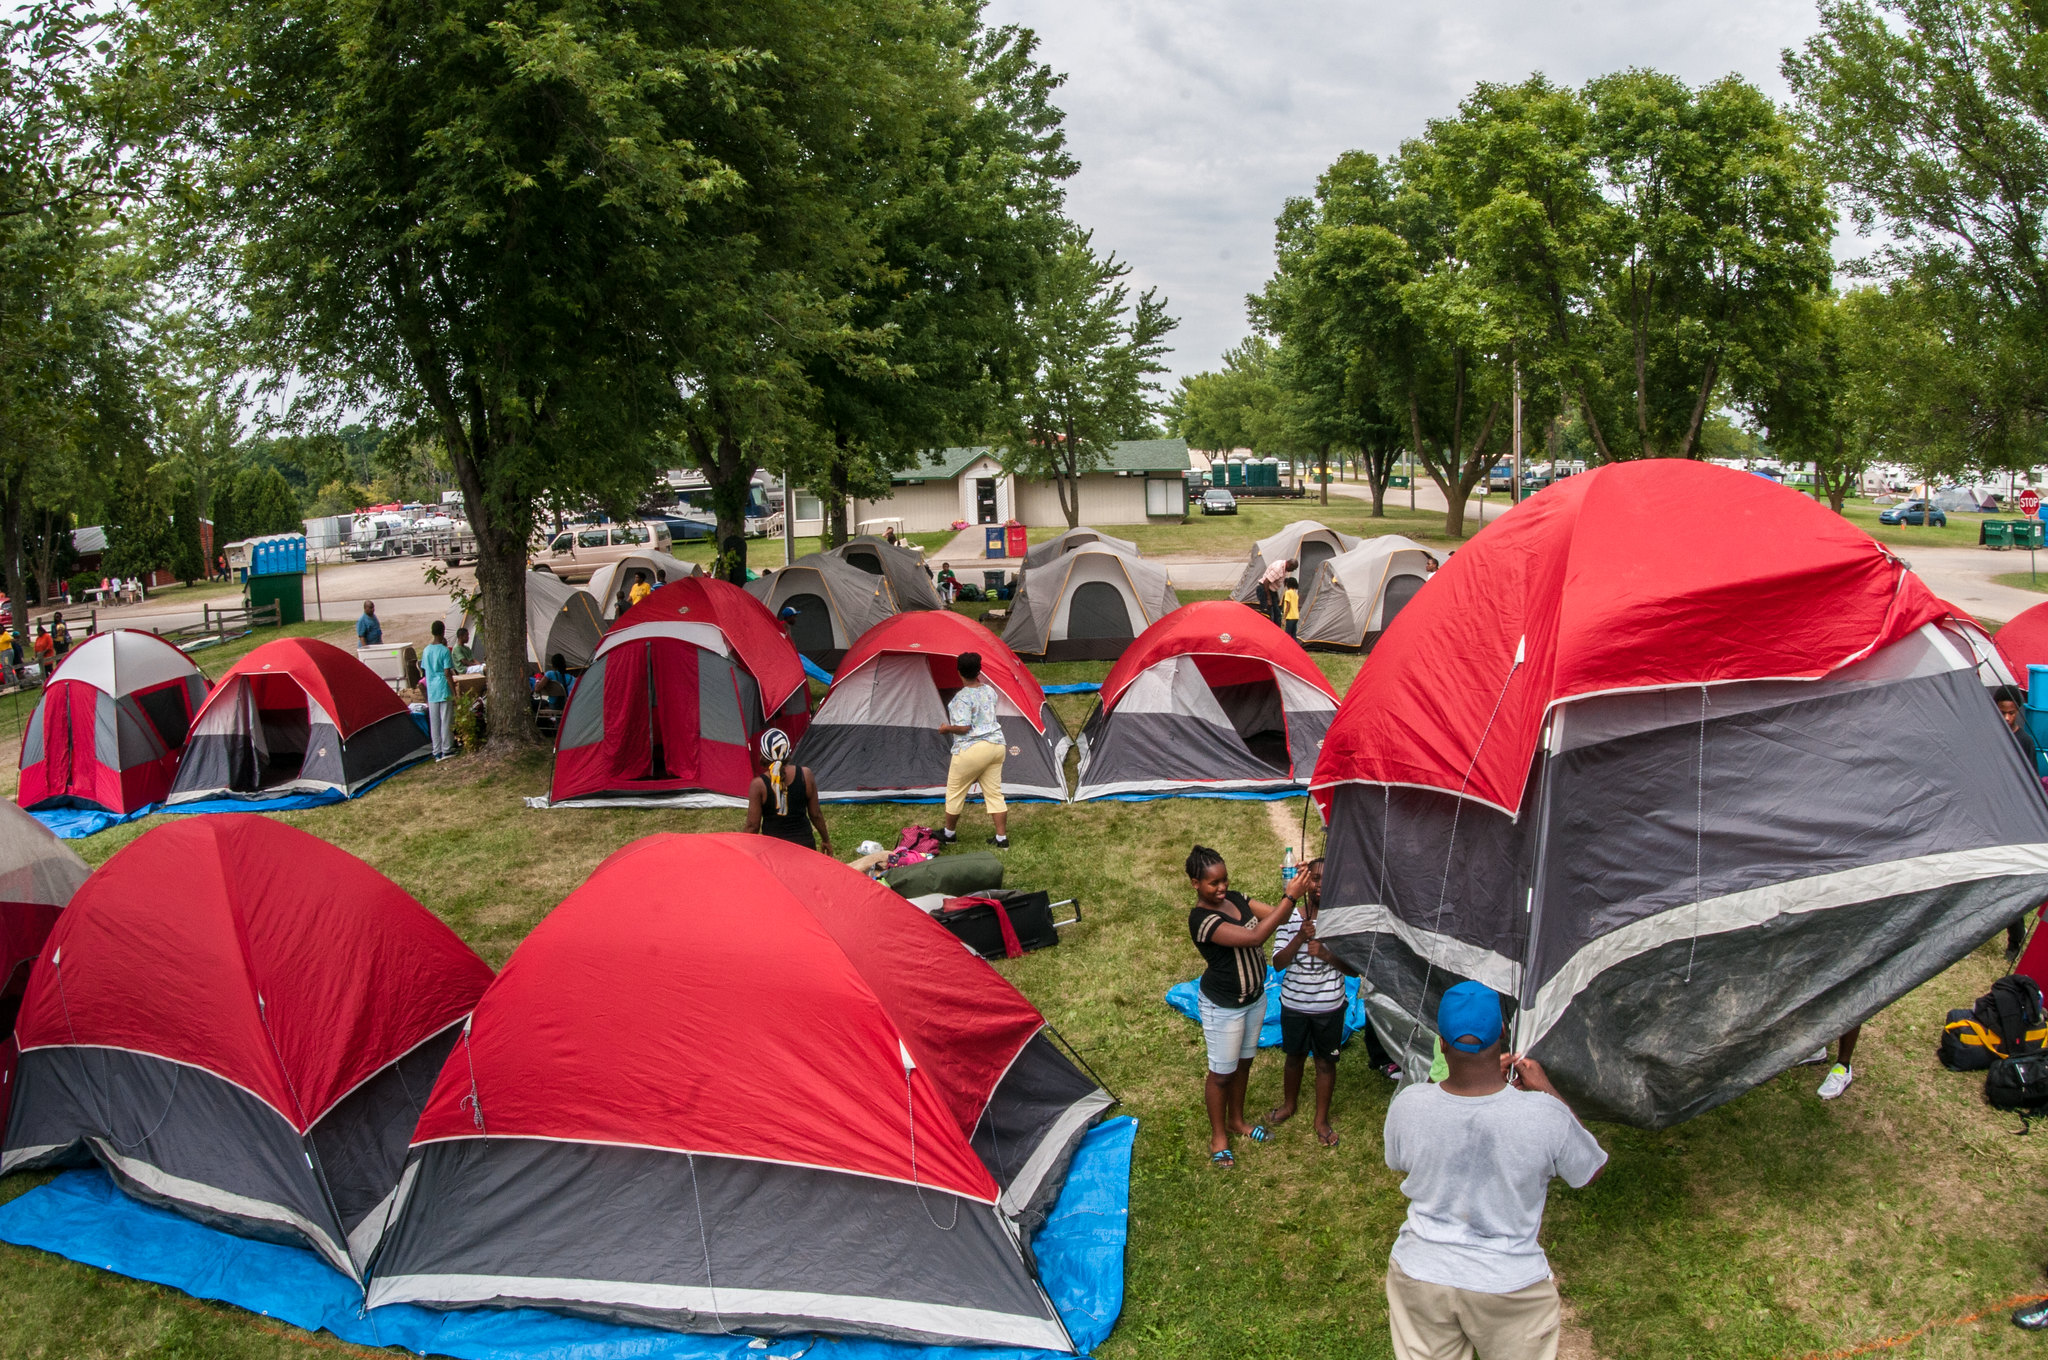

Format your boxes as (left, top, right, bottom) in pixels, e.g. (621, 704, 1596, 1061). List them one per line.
(1281, 846, 1296, 891)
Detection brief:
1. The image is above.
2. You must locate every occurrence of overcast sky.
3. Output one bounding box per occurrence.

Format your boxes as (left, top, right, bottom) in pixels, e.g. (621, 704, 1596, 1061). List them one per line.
(984, 0, 1830, 388)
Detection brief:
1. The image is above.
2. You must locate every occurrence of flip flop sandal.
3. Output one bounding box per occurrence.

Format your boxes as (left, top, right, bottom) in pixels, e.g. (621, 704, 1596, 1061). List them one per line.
(1247, 1125, 1271, 1143)
(1317, 1127, 1341, 1148)
(1210, 1149, 1235, 1169)
(1263, 1106, 1295, 1126)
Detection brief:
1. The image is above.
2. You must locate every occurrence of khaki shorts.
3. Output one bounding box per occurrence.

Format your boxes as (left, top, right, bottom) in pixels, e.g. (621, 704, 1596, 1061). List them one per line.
(1385, 1257, 1559, 1360)
(944, 740, 1006, 816)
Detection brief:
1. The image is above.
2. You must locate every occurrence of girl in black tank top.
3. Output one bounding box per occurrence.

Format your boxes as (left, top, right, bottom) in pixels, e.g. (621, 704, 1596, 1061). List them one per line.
(746, 728, 831, 855)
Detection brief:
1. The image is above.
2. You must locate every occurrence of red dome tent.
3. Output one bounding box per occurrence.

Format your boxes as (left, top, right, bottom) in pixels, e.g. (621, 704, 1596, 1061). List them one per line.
(1073, 601, 1337, 800)
(17, 630, 209, 814)
(367, 834, 1111, 1349)
(1, 817, 492, 1279)
(797, 611, 1068, 802)
(1996, 600, 2048, 684)
(168, 637, 428, 802)
(547, 578, 810, 808)
(1311, 460, 2048, 1127)
(0, 802, 89, 1138)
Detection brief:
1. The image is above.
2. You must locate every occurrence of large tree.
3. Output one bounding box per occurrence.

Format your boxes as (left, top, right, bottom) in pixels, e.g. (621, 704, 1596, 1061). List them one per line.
(1002, 229, 1176, 527)
(1787, 0, 2048, 467)
(139, 0, 820, 746)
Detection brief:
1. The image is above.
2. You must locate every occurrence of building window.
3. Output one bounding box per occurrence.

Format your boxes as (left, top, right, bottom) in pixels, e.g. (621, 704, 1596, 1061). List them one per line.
(1146, 476, 1187, 516)
(795, 492, 823, 523)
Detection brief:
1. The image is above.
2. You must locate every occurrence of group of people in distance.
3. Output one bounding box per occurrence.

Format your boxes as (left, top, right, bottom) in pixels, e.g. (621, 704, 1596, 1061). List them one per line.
(1183, 844, 1607, 1360)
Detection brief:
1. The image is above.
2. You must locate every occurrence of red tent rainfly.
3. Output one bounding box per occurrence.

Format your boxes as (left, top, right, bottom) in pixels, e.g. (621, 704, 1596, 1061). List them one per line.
(169, 637, 428, 802)
(797, 610, 1069, 802)
(0, 802, 90, 1138)
(1073, 600, 1337, 800)
(367, 834, 1112, 1350)
(18, 630, 210, 815)
(548, 577, 811, 808)
(1309, 460, 2048, 1127)
(2, 817, 493, 1279)
(1996, 600, 2048, 686)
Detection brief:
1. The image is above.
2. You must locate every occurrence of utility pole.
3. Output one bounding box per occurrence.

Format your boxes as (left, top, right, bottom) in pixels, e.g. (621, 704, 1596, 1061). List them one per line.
(781, 469, 796, 567)
(1512, 359, 1524, 504)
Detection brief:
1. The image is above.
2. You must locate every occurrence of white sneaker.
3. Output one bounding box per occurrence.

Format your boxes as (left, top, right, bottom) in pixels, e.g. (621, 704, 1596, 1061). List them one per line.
(1797, 1046, 1829, 1066)
(1817, 1063, 1854, 1100)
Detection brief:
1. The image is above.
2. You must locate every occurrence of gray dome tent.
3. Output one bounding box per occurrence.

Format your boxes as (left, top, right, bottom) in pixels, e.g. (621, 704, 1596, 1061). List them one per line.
(1229, 520, 1363, 606)
(1296, 536, 1442, 651)
(523, 569, 605, 669)
(1021, 527, 1139, 571)
(1001, 545, 1179, 662)
(586, 551, 701, 620)
(745, 553, 897, 668)
(826, 536, 943, 612)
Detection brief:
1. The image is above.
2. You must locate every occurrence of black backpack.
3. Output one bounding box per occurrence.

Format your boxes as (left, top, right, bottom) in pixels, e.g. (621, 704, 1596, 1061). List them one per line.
(1939, 974, 2048, 1071)
(1986, 1053, 2048, 1132)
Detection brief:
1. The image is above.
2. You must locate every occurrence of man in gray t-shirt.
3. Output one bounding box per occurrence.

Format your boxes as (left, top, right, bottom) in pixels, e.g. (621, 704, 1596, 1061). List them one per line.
(1382, 981, 1607, 1360)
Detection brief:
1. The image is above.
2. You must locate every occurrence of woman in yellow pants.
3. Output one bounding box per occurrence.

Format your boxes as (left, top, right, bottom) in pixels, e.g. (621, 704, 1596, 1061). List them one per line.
(939, 651, 1009, 849)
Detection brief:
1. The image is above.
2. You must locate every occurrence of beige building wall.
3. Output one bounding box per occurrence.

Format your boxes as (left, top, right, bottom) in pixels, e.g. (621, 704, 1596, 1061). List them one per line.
(851, 469, 1184, 535)
(848, 481, 965, 535)
(1015, 474, 1154, 527)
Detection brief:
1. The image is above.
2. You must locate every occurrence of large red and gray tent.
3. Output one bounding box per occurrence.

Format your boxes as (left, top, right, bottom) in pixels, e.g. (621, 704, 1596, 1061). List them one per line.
(1021, 526, 1139, 571)
(366, 834, 1111, 1349)
(1073, 601, 1337, 800)
(798, 611, 1068, 802)
(169, 637, 428, 802)
(1001, 545, 1179, 661)
(1, 816, 492, 1279)
(1296, 536, 1441, 651)
(0, 803, 89, 1139)
(548, 577, 809, 807)
(17, 630, 209, 814)
(1229, 520, 1363, 606)
(827, 535, 945, 611)
(1310, 460, 2048, 1128)
(744, 553, 898, 667)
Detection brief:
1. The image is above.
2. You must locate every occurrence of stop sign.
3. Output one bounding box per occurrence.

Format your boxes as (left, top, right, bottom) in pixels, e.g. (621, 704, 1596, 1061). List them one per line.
(2023, 488, 2041, 517)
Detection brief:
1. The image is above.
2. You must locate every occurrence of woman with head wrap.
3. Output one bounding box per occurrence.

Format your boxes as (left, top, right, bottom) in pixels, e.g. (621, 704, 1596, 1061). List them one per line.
(744, 728, 832, 855)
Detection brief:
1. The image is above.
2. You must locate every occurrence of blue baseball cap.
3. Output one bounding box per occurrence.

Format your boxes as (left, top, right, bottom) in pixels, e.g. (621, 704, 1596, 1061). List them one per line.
(1438, 981, 1504, 1053)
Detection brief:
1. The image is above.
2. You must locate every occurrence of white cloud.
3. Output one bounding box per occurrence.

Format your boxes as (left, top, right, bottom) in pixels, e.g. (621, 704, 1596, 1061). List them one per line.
(985, 0, 1826, 384)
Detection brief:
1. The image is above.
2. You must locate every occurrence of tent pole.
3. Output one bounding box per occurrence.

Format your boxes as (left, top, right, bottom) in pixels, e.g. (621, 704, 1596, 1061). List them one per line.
(1515, 712, 1559, 1056)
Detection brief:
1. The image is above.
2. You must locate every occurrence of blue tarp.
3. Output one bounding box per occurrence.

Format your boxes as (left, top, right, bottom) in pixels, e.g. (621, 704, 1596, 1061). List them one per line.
(1095, 788, 1306, 802)
(0, 1116, 1136, 1360)
(801, 655, 835, 685)
(1039, 683, 1101, 695)
(1166, 967, 1368, 1048)
(28, 758, 426, 840)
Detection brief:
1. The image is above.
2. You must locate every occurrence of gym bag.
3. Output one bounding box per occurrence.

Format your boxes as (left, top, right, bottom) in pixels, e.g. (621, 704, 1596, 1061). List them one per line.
(1986, 1052, 2048, 1132)
(1939, 974, 2048, 1071)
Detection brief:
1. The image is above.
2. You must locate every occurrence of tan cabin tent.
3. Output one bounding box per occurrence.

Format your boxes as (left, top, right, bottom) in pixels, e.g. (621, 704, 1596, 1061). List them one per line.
(1020, 527, 1140, 571)
(1229, 521, 1363, 606)
(1296, 536, 1442, 651)
(746, 552, 898, 667)
(1001, 545, 1179, 662)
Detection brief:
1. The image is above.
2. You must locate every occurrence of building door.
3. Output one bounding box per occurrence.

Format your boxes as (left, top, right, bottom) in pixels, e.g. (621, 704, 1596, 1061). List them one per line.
(976, 478, 999, 525)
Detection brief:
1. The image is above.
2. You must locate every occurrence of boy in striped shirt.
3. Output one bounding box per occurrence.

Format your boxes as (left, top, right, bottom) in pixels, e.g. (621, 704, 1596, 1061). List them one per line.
(1267, 858, 1354, 1146)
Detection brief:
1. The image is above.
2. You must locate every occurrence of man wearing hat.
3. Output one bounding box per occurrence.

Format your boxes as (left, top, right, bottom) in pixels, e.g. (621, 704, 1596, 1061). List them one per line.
(1381, 981, 1607, 1359)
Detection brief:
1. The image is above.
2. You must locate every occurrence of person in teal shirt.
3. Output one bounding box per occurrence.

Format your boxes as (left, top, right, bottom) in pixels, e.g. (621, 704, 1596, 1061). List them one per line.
(421, 620, 456, 760)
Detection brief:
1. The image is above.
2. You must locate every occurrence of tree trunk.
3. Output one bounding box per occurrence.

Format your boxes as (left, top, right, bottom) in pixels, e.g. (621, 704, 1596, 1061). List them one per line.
(1319, 444, 1330, 507)
(1575, 390, 1618, 463)
(1, 474, 27, 650)
(1672, 357, 1720, 460)
(688, 416, 753, 583)
(444, 433, 540, 752)
(827, 440, 851, 547)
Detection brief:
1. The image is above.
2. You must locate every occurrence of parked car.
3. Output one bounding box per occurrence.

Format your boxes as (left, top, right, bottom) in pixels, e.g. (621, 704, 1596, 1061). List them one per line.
(530, 520, 676, 582)
(1878, 500, 1947, 528)
(1487, 464, 1516, 493)
(1200, 488, 1238, 516)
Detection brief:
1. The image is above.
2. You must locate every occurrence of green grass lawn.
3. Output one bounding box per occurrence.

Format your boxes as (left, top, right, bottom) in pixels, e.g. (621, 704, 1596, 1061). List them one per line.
(1994, 572, 2048, 597)
(4, 625, 2048, 1359)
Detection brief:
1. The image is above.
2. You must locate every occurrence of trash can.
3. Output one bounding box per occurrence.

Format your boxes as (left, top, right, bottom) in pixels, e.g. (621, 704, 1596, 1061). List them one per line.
(2020, 520, 2045, 549)
(984, 526, 1006, 558)
(1004, 521, 1028, 558)
(245, 572, 305, 625)
(1983, 521, 2013, 549)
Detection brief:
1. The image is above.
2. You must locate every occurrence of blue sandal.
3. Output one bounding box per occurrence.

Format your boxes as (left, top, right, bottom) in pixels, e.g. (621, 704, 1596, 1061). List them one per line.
(1210, 1149, 1235, 1168)
(1247, 1125, 1271, 1143)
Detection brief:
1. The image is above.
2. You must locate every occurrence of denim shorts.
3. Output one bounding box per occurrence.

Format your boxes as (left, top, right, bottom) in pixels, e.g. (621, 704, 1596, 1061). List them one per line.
(1196, 992, 1263, 1074)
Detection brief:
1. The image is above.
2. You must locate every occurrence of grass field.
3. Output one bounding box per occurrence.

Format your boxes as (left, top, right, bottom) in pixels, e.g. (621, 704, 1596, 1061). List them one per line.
(1994, 572, 2048, 597)
(3, 611, 2048, 1359)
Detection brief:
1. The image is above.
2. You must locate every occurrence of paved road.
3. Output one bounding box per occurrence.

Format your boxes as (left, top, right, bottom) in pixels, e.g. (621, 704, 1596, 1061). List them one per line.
(73, 556, 469, 643)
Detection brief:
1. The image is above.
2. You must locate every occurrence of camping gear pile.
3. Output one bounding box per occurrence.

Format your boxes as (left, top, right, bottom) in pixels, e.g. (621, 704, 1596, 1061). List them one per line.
(1074, 601, 1337, 801)
(0, 826, 1117, 1353)
(1311, 459, 2048, 1128)
(798, 610, 1069, 804)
